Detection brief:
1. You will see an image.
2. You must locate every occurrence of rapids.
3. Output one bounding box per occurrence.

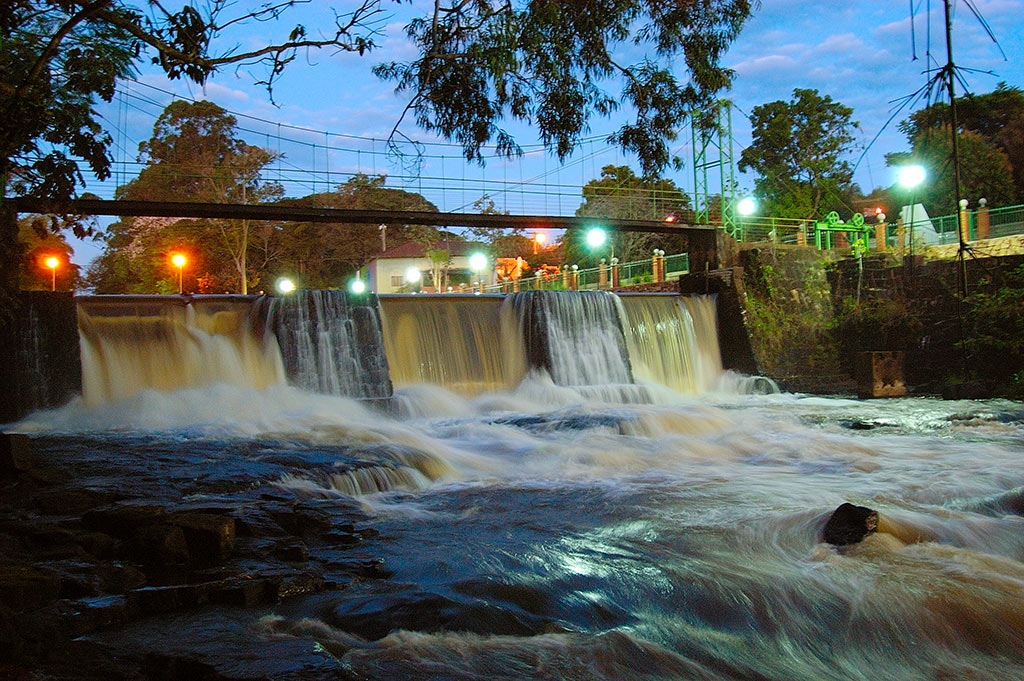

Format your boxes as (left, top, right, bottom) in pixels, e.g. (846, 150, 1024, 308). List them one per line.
(7, 291, 1024, 679)
(14, 385, 1024, 680)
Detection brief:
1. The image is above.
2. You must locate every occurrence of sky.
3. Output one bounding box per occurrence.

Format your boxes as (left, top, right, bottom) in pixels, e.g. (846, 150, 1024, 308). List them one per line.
(67, 0, 1024, 267)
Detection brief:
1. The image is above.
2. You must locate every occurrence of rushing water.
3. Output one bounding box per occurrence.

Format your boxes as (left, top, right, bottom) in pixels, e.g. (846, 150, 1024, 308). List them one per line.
(10, 291, 1024, 679)
(14, 383, 1024, 680)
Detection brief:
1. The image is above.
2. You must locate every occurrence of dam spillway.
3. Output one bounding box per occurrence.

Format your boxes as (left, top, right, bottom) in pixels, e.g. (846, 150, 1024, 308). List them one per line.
(8, 289, 726, 415)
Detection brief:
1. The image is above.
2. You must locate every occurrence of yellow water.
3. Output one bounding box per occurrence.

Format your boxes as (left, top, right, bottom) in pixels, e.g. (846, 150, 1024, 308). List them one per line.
(618, 294, 723, 393)
(77, 298, 285, 405)
(380, 296, 526, 394)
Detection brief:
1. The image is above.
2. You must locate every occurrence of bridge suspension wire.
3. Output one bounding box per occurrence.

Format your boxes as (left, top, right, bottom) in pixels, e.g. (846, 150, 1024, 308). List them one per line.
(80, 79, 722, 223)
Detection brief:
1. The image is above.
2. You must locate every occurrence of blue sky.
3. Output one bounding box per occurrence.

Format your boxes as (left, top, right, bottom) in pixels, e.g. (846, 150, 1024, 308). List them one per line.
(70, 0, 1024, 267)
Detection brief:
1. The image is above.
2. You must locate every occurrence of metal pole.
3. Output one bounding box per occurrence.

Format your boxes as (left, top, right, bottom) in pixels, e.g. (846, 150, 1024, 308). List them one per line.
(943, 0, 968, 297)
(178, 266, 183, 295)
(51, 267, 55, 292)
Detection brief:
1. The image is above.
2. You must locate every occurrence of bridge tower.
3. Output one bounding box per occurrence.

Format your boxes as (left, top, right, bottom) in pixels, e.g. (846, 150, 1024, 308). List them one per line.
(691, 101, 737, 236)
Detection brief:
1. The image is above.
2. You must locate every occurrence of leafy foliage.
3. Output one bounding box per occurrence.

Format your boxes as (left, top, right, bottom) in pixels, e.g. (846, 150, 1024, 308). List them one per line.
(375, 0, 752, 175)
(738, 89, 857, 220)
(959, 264, 1024, 396)
(897, 83, 1024, 206)
(886, 128, 1016, 217)
(88, 100, 282, 293)
(566, 164, 690, 266)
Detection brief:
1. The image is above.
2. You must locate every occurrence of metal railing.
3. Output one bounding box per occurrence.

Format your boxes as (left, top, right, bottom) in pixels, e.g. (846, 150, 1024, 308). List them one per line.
(478, 253, 689, 293)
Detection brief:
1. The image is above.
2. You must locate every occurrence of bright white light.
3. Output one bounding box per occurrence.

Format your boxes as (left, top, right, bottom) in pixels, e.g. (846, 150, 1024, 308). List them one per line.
(404, 267, 421, 283)
(737, 198, 756, 216)
(899, 165, 926, 189)
(469, 253, 487, 272)
(276, 277, 296, 294)
(349, 279, 366, 294)
(586, 228, 607, 248)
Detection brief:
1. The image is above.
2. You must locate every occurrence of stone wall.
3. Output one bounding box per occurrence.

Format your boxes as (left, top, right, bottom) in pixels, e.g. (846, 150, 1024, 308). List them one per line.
(828, 251, 1024, 392)
(0, 292, 81, 423)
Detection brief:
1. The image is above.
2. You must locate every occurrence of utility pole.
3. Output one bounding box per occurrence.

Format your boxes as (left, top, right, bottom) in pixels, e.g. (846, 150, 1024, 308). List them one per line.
(943, 0, 968, 297)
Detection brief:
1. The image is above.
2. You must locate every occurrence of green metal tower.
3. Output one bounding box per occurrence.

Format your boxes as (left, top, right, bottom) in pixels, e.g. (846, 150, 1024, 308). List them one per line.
(691, 101, 737, 235)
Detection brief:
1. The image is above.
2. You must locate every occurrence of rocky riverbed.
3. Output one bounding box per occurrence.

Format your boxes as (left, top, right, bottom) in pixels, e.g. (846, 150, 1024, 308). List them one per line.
(1, 431, 395, 680)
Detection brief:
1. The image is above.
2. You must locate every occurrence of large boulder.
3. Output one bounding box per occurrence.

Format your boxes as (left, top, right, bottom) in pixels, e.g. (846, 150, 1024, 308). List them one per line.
(822, 503, 878, 546)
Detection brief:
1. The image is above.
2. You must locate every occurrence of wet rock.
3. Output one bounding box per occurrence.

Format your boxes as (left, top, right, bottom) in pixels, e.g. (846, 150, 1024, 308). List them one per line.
(130, 524, 190, 567)
(75, 532, 118, 559)
(263, 569, 325, 601)
(128, 584, 209, 615)
(271, 540, 309, 562)
(32, 488, 119, 516)
(26, 525, 87, 560)
(83, 505, 166, 539)
(168, 513, 235, 567)
(0, 564, 61, 611)
(822, 503, 879, 546)
(267, 504, 333, 537)
(209, 578, 265, 607)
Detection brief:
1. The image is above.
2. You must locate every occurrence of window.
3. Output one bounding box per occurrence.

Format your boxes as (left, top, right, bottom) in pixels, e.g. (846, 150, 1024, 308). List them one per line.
(390, 275, 404, 288)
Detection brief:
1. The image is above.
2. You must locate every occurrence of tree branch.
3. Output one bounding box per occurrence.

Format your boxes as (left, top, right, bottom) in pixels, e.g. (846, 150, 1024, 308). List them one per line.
(16, 0, 113, 97)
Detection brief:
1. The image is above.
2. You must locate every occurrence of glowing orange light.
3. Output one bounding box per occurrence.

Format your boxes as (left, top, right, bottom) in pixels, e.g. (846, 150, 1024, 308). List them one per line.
(664, 214, 677, 223)
(874, 207, 883, 214)
(171, 253, 187, 294)
(534, 232, 547, 244)
(43, 256, 59, 291)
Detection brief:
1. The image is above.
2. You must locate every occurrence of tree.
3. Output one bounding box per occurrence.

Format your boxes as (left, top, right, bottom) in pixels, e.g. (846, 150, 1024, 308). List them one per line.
(265, 174, 441, 289)
(88, 100, 281, 293)
(886, 128, 1016, 217)
(567, 165, 690, 265)
(739, 89, 857, 220)
(18, 216, 78, 290)
(3, 1, 755, 308)
(896, 83, 1024, 208)
(1, 1, 383, 305)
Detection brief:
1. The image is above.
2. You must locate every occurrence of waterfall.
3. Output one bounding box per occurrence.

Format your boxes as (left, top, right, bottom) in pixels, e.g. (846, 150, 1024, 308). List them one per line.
(263, 290, 392, 399)
(617, 294, 723, 393)
(65, 289, 725, 409)
(379, 295, 526, 394)
(78, 296, 285, 405)
(511, 291, 633, 386)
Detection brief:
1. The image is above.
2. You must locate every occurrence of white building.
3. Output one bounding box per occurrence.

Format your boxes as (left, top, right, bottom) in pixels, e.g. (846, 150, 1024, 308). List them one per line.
(365, 240, 495, 293)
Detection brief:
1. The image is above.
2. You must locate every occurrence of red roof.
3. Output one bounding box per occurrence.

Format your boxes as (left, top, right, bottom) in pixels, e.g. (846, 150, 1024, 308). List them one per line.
(378, 239, 479, 259)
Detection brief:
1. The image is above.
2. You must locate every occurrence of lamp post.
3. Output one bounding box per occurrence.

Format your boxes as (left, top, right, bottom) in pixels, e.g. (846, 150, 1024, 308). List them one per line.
(404, 266, 422, 292)
(898, 165, 926, 265)
(469, 252, 487, 293)
(533, 232, 547, 255)
(586, 227, 611, 286)
(737, 197, 756, 242)
(276, 277, 296, 294)
(45, 256, 59, 291)
(171, 253, 186, 294)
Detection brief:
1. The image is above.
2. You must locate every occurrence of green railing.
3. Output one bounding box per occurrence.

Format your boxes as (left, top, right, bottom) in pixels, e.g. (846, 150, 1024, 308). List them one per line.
(726, 203, 1024, 251)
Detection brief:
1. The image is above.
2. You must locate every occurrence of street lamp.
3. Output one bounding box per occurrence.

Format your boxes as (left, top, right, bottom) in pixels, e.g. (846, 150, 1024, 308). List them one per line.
(899, 165, 926, 256)
(276, 277, 296, 294)
(586, 227, 606, 248)
(171, 253, 186, 294)
(469, 253, 487, 292)
(533, 232, 547, 254)
(45, 256, 59, 291)
(349, 279, 366, 295)
(737, 197, 756, 216)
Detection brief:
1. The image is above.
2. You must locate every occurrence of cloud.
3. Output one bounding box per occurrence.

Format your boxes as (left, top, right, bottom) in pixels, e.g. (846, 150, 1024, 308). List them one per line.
(731, 54, 799, 77)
